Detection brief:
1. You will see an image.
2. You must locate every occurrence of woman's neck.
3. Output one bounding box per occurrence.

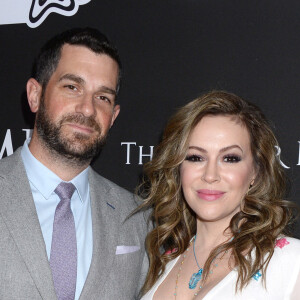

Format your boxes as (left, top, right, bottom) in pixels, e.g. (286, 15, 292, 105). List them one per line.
(195, 219, 232, 252)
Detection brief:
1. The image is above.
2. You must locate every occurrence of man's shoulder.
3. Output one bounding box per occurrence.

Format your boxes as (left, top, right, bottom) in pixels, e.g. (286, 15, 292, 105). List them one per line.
(89, 169, 151, 231)
(88, 168, 140, 208)
(0, 148, 23, 175)
(89, 168, 132, 196)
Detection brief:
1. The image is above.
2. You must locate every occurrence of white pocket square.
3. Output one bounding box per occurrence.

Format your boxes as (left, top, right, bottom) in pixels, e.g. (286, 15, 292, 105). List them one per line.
(115, 245, 140, 255)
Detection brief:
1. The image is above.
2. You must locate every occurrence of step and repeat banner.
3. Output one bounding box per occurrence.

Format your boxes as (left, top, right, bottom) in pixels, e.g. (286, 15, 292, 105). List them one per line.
(0, 0, 299, 233)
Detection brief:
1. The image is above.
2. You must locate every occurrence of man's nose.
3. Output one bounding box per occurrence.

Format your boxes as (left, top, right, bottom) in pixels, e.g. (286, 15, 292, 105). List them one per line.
(75, 94, 96, 117)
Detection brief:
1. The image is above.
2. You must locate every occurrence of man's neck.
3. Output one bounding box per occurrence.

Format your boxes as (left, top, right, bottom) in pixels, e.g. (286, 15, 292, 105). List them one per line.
(28, 135, 90, 181)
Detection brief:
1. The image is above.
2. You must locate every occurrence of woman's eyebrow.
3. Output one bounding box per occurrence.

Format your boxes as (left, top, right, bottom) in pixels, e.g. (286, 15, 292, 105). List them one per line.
(188, 145, 243, 153)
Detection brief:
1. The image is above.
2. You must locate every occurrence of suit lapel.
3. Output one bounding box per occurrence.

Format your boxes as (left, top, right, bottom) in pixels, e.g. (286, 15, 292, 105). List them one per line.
(79, 169, 121, 298)
(0, 149, 56, 299)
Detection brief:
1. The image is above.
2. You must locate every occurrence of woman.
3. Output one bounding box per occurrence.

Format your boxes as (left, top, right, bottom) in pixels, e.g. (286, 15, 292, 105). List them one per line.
(140, 91, 300, 299)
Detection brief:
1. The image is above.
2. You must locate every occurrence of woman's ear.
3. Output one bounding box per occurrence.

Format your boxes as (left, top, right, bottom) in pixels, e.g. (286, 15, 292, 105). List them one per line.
(26, 78, 42, 113)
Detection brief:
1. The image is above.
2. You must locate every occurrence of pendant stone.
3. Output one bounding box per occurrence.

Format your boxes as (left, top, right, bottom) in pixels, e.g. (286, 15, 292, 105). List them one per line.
(189, 268, 203, 289)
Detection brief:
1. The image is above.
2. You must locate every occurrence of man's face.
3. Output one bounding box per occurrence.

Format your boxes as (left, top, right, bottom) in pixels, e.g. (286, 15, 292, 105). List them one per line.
(33, 44, 120, 162)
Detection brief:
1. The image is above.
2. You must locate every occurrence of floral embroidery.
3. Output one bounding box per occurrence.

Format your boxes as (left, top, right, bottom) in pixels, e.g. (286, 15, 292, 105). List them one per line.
(251, 238, 289, 283)
(165, 248, 178, 255)
(252, 270, 262, 281)
(275, 238, 289, 249)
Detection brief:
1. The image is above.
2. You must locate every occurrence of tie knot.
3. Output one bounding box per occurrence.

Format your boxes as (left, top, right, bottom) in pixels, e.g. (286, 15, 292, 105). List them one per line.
(54, 182, 76, 200)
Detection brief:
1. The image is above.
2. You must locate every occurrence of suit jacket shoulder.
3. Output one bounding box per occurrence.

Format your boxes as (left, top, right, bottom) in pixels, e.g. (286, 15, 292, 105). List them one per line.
(0, 147, 25, 177)
(79, 168, 150, 300)
(0, 147, 57, 299)
(88, 167, 142, 216)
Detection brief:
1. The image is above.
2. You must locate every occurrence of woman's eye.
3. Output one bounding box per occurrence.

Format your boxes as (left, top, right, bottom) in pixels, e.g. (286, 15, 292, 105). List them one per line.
(185, 155, 204, 162)
(224, 155, 241, 163)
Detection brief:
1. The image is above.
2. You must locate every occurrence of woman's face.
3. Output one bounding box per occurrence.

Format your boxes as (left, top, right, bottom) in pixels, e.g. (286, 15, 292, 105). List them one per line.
(180, 115, 256, 224)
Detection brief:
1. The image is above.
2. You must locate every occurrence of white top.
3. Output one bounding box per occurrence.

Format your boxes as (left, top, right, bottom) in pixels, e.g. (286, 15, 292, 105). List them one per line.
(141, 237, 300, 300)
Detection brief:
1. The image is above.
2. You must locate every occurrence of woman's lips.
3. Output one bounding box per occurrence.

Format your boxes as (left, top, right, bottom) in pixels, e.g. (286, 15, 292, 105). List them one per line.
(197, 189, 225, 201)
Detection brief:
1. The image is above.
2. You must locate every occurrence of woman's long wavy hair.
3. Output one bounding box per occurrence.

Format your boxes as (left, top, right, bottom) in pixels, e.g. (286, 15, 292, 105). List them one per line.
(139, 91, 297, 294)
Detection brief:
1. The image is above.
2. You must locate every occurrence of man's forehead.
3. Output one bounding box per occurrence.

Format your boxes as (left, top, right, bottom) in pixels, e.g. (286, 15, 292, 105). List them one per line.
(57, 45, 118, 74)
(60, 44, 117, 64)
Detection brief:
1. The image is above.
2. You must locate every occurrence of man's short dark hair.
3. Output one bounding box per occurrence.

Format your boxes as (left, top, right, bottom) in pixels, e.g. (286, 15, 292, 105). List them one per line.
(34, 27, 122, 93)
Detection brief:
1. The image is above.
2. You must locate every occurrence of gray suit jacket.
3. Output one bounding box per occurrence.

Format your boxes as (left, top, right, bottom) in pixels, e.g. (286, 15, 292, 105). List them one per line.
(0, 148, 149, 300)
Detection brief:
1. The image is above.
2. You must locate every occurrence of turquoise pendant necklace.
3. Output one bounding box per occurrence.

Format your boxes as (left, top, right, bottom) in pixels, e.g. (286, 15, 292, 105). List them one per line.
(174, 235, 228, 298)
(188, 234, 203, 289)
(189, 235, 231, 292)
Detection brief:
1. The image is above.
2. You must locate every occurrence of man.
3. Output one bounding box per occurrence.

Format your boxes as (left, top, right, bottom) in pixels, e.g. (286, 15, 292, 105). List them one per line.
(0, 28, 148, 300)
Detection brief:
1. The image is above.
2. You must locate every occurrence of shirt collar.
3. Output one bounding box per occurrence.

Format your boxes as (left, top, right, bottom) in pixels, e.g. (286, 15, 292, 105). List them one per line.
(21, 139, 89, 202)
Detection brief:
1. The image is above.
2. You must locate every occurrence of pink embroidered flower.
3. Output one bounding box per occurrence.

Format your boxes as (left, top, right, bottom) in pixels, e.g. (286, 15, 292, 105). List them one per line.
(275, 238, 289, 249)
(165, 248, 178, 255)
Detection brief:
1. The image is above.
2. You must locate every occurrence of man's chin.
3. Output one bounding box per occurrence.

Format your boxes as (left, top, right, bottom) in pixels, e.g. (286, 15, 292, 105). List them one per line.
(62, 131, 100, 147)
(61, 142, 96, 154)
(55, 137, 105, 160)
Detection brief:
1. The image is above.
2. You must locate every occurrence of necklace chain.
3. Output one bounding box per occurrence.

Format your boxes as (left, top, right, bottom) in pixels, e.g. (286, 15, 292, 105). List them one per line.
(174, 239, 193, 299)
(174, 235, 227, 299)
(193, 234, 201, 269)
(189, 234, 203, 289)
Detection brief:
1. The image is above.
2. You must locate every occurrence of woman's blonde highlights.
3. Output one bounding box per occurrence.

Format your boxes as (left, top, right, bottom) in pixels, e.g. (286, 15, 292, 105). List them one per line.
(139, 91, 296, 294)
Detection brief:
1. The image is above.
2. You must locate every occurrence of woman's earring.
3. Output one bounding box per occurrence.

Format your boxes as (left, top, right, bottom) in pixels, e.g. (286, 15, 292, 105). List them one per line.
(240, 199, 245, 213)
(246, 184, 253, 196)
(246, 179, 255, 196)
(242, 181, 254, 213)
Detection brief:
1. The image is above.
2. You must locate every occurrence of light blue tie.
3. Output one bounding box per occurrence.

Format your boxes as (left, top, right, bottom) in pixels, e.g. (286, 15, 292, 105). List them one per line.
(50, 182, 77, 300)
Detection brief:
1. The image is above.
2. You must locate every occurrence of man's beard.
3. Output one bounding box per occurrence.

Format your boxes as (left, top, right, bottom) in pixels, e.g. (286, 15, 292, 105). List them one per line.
(35, 97, 107, 164)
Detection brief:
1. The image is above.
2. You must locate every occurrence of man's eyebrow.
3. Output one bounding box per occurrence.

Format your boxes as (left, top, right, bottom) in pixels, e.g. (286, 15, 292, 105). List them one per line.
(59, 73, 116, 95)
(188, 145, 243, 153)
(59, 73, 84, 84)
(98, 86, 116, 96)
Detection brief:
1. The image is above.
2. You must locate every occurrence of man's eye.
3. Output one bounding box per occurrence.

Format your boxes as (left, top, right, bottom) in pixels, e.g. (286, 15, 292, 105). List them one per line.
(224, 155, 241, 163)
(185, 155, 204, 162)
(97, 95, 111, 103)
(64, 85, 77, 91)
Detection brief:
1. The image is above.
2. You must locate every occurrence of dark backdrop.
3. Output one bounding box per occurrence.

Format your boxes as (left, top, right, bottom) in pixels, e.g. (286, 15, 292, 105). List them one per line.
(0, 0, 299, 235)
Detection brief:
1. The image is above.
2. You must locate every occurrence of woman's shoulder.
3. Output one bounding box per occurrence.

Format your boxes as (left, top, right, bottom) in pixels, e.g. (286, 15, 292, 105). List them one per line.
(264, 237, 300, 296)
(274, 236, 300, 253)
(271, 236, 300, 265)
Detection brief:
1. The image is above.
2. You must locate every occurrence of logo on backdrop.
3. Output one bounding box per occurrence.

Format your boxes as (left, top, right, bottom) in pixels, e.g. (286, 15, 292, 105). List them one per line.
(0, 0, 91, 28)
(120, 141, 300, 168)
(0, 131, 299, 169)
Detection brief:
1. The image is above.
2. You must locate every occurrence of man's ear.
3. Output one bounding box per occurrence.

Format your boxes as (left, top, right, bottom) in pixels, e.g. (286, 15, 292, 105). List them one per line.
(110, 104, 120, 127)
(26, 78, 42, 113)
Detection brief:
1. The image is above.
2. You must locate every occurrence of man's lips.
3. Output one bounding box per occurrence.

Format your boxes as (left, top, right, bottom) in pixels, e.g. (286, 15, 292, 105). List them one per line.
(65, 123, 96, 134)
(197, 189, 225, 201)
